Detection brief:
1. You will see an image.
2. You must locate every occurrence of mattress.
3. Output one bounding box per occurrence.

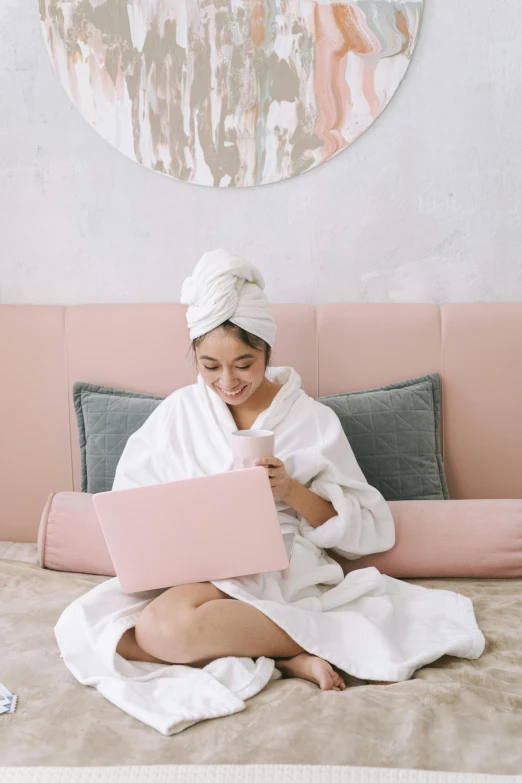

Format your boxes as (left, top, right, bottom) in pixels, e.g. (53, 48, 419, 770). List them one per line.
(2, 543, 522, 774)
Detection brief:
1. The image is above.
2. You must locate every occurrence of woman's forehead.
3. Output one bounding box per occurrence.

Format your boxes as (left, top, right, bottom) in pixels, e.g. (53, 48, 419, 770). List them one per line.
(196, 330, 252, 358)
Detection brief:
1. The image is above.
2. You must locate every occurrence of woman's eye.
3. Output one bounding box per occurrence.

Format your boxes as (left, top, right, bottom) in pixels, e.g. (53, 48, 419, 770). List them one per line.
(202, 364, 251, 371)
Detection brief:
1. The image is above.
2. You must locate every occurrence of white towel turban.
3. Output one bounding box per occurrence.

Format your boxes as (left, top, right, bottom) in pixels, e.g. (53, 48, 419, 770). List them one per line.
(180, 249, 277, 347)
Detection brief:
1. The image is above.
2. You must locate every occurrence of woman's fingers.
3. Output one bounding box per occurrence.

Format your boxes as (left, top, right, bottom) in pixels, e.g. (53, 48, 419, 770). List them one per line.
(255, 457, 288, 498)
(256, 456, 282, 467)
(257, 461, 283, 478)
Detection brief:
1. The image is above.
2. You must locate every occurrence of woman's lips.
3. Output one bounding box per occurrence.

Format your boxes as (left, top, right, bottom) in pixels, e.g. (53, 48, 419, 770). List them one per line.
(217, 385, 247, 399)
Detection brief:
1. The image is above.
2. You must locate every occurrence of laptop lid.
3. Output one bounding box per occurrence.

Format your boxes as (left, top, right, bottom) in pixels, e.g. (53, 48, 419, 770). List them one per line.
(92, 467, 290, 593)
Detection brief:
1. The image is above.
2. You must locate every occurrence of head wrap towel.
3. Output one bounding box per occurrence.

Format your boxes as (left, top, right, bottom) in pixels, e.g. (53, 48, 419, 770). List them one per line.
(180, 249, 277, 347)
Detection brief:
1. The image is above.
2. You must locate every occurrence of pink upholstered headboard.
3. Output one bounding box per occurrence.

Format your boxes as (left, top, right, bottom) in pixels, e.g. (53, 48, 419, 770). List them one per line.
(1, 303, 521, 542)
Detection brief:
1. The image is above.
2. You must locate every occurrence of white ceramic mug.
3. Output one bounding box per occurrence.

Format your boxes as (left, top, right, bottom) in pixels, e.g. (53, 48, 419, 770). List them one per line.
(230, 430, 275, 471)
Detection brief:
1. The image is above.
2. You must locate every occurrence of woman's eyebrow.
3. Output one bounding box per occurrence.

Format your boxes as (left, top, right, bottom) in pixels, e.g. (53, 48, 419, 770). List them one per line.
(199, 354, 255, 362)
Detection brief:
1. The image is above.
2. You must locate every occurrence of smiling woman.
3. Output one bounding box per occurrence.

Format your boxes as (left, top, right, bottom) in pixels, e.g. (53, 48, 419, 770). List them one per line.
(54, 248, 485, 735)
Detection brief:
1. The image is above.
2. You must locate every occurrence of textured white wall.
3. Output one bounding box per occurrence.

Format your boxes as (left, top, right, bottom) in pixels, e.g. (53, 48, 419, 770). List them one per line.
(0, 0, 521, 306)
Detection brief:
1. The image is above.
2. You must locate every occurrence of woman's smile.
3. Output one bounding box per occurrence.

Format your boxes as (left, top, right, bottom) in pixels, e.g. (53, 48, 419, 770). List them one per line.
(216, 384, 248, 399)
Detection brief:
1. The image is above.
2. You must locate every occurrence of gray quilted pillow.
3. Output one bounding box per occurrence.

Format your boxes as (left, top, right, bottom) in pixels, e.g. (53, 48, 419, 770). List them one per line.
(73, 382, 164, 494)
(316, 374, 449, 501)
(74, 373, 449, 500)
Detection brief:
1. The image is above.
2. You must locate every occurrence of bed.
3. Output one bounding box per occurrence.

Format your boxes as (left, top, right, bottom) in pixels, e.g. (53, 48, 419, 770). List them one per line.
(3, 303, 522, 778)
(2, 542, 521, 775)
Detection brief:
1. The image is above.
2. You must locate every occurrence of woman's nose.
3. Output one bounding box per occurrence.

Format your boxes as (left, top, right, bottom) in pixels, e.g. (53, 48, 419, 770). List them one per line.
(220, 370, 238, 389)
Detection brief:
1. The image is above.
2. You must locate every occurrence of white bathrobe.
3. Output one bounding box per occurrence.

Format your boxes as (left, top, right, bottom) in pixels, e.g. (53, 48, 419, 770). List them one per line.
(55, 367, 485, 735)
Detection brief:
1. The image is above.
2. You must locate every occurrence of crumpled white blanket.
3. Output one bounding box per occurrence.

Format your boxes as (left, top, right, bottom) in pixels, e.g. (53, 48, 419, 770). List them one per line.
(55, 578, 280, 735)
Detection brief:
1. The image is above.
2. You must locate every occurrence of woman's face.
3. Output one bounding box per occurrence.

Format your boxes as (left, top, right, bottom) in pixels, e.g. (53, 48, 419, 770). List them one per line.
(195, 327, 266, 406)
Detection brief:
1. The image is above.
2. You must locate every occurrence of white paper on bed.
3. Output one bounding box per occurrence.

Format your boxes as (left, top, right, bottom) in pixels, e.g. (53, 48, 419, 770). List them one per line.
(0, 683, 18, 714)
(55, 367, 485, 735)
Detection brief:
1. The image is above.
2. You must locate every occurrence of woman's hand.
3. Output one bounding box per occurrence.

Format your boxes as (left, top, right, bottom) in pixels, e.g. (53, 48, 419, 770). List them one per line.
(256, 456, 293, 501)
(257, 456, 337, 527)
(255, 456, 336, 528)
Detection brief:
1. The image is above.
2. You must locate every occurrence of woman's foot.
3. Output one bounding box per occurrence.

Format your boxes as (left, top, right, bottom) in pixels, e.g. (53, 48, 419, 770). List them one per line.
(275, 653, 346, 691)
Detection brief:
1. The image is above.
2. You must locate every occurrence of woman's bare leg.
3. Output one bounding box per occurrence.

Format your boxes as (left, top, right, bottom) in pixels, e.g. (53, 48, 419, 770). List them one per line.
(117, 582, 346, 690)
(116, 582, 302, 665)
(134, 582, 303, 665)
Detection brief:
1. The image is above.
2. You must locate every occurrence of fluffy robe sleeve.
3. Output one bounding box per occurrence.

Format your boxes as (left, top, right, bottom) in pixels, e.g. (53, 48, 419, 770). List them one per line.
(112, 400, 176, 491)
(297, 403, 395, 559)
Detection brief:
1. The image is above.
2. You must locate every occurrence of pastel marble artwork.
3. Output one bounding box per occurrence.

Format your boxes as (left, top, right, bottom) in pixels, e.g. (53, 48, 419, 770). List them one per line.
(39, 0, 423, 187)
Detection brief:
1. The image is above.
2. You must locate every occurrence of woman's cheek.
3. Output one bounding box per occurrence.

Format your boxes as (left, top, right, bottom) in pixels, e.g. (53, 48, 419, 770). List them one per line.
(251, 368, 266, 385)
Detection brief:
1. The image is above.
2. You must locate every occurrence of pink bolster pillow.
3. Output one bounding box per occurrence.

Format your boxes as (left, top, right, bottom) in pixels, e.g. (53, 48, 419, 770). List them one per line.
(38, 493, 522, 579)
(337, 499, 522, 578)
(38, 492, 116, 576)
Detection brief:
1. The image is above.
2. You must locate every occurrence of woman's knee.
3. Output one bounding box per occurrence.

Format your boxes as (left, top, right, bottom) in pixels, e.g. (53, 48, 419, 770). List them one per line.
(135, 595, 196, 664)
(134, 582, 224, 663)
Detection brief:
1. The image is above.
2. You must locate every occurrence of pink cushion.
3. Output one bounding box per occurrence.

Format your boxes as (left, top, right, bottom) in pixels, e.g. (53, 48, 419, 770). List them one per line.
(38, 493, 522, 579)
(333, 500, 522, 578)
(38, 491, 115, 576)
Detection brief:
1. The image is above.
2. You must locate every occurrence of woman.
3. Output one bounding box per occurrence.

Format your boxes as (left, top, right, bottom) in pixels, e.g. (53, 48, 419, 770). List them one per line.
(55, 250, 485, 734)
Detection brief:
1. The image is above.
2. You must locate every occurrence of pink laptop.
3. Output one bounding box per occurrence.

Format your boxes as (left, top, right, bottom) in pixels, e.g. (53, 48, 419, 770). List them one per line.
(92, 466, 295, 594)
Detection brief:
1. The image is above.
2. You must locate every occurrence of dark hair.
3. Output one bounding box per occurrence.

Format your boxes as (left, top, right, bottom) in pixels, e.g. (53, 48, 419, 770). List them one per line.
(190, 320, 271, 368)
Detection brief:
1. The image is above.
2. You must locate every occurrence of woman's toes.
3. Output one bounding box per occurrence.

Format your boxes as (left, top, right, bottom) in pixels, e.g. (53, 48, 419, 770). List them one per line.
(317, 662, 345, 692)
(276, 654, 346, 692)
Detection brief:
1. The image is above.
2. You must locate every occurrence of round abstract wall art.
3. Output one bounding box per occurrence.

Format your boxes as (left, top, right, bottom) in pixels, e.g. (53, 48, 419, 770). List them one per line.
(40, 0, 423, 187)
